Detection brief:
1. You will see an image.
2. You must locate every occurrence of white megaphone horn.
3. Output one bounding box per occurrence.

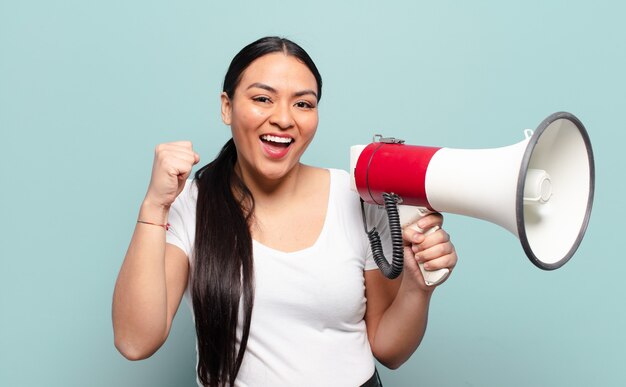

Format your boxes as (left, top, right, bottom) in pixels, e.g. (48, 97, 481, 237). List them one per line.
(350, 112, 595, 286)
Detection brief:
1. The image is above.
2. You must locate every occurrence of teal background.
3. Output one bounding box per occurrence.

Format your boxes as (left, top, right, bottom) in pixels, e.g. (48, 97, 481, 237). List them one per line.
(1, 0, 624, 386)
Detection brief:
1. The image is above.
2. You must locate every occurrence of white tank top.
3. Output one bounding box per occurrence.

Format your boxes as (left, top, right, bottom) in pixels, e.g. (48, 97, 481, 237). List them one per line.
(167, 169, 389, 386)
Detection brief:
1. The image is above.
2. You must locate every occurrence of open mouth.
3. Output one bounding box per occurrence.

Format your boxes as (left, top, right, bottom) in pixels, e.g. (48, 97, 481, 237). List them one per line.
(260, 134, 294, 148)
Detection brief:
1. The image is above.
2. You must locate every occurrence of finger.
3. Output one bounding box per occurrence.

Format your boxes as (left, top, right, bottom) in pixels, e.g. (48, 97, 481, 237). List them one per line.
(416, 229, 450, 251)
(158, 158, 196, 180)
(416, 212, 444, 231)
(403, 214, 445, 243)
(157, 153, 197, 178)
(155, 142, 197, 159)
(410, 229, 448, 254)
(403, 225, 425, 245)
(162, 149, 198, 164)
(156, 144, 199, 165)
(164, 140, 194, 149)
(167, 144, 199, 163)
(156, 146, 196, 159)
(421, 252, 457, 271)
(415, 241, 456, 263)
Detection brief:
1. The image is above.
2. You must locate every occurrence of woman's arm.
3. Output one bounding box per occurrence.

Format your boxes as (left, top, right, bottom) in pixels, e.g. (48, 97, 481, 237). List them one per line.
(112, 216, 189, 360)
(364, 213, 457, 369)
(112, 142, 199, 360)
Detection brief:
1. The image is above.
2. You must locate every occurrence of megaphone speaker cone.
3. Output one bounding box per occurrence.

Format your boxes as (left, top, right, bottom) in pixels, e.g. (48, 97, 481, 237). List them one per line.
(517, 112, 595, 270)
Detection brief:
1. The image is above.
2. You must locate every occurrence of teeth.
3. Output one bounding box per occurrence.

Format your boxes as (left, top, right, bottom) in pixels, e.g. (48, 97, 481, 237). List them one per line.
(261, 134, 292, 144)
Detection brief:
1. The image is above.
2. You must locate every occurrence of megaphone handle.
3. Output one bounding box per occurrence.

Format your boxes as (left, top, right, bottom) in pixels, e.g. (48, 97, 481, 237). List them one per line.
(407, 224, 451, 286)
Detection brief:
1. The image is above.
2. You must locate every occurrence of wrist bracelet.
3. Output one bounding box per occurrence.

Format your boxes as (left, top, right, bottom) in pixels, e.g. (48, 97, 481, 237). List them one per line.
(137, 220, 170, 231)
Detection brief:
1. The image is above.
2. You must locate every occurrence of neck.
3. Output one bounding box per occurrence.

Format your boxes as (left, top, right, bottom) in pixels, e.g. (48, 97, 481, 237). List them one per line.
(235, 162, 308, 205)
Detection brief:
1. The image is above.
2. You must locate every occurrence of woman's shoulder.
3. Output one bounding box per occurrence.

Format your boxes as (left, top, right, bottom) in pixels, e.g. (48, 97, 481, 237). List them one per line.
(301, 166, 351, 190)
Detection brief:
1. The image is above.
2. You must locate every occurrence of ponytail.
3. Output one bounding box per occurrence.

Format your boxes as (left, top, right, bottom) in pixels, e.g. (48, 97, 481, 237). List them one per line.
(192, 139, 255, 387)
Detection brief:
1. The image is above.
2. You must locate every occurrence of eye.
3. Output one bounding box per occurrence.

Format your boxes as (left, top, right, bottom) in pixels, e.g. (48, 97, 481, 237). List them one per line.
(294, 100, 315, 109)
(253, 96, 271, 103)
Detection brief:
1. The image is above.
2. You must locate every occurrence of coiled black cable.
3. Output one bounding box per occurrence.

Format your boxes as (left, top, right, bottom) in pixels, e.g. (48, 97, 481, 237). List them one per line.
(361, 192, 404, 279)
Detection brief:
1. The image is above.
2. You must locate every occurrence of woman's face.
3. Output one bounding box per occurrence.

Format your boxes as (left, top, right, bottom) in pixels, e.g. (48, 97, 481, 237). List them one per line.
(221, 52, 319, 183)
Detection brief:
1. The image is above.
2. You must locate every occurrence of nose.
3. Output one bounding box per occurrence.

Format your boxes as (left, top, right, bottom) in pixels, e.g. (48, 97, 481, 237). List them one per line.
(269, 102, 295, 130)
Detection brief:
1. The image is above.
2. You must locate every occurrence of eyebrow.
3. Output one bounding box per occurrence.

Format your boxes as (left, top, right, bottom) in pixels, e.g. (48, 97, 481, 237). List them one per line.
(246, 82, 318, 100)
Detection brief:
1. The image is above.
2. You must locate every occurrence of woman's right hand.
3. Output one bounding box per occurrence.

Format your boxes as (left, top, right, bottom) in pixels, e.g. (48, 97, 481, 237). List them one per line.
(144, 141, 200, 209)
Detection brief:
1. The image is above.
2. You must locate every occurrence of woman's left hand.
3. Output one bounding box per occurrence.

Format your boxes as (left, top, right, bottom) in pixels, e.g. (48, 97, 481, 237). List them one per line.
(401, 213, 458, 292)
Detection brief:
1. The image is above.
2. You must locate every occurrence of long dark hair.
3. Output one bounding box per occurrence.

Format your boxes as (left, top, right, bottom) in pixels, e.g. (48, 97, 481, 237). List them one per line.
(192, 36, 322, 387)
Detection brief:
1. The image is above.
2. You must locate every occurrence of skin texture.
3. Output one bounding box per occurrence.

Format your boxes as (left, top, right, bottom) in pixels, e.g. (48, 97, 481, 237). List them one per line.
(112, 52, 458, 370)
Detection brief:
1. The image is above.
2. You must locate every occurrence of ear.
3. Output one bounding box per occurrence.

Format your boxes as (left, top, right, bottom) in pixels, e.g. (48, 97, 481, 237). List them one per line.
(221, 92, 232, 125)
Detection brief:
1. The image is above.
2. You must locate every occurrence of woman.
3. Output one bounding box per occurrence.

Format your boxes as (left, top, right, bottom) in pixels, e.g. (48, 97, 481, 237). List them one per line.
(112, 36, 457, 387)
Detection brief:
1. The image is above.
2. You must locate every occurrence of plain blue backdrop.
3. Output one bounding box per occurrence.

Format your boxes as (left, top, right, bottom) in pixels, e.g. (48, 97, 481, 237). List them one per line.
(1, 1, 624, 386)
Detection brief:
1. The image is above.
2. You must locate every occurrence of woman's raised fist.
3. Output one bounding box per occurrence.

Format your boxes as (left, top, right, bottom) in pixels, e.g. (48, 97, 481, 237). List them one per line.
(144, 141, 200, 209)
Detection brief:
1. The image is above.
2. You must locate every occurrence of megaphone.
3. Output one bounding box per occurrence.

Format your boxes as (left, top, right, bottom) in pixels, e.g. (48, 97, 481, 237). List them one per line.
(350, 111, 595, 285)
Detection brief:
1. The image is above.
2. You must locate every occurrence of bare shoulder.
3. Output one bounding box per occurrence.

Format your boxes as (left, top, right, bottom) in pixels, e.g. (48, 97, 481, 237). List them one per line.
(298, 164, 330, 190)
(301, 164, 330, 178)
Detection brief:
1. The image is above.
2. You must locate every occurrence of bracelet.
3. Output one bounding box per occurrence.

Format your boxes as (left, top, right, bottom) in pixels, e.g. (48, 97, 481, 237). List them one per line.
(137, 220, 170, 231)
